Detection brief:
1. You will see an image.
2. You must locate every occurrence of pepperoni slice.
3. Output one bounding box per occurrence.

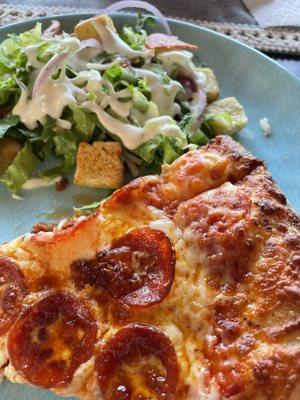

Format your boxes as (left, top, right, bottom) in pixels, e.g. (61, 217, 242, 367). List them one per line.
(7, 291, 97, 389)
(71, 227, 175, 307)
(0, 256, 27, 336)
(96, 324, 179, 399)
(145, 33, 198, 51)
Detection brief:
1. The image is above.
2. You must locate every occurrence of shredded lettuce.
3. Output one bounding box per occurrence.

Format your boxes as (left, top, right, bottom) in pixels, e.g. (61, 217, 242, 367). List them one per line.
(73, 200, 103, 215)
(0, 142, 36, 193)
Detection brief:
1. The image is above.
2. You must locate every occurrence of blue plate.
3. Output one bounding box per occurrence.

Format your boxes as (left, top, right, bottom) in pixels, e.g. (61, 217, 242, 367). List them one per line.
(0, 13, 300, 400)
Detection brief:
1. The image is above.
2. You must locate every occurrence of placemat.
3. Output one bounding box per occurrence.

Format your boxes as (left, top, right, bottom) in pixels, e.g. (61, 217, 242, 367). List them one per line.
(0, 3, 299, 55)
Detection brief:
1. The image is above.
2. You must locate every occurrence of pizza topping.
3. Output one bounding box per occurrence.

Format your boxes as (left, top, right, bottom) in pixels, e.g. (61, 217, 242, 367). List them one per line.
(71, 227, 175, 307)
(96, 324, 179, 399)
(27, 212, 98, 245)
(0, 256, 27, 335)
(31, 222, 56, 234)
(7, 291, 97, 388)
(145, 33, 198, 51)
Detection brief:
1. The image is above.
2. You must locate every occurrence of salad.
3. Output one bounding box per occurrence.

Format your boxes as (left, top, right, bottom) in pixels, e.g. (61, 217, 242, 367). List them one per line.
(0, 0, 247, 196)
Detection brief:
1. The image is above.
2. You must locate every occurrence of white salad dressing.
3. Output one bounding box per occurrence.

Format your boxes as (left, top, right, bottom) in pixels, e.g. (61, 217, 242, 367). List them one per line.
(157, 50, 195, 74)
(23, 45, 44, 68)
(83, 101, 181, 150)
(69, 41, 103, 71)
(133, 68, 182, 117)
(72, 70, 103, 94)
(21, 176, 62, 190)
(157, 50, 206, 115)
(91, 19, 153, 59)
(86, 57, 122, 71)
(100, 81, 132, 118)
(13, 74, 85, 130)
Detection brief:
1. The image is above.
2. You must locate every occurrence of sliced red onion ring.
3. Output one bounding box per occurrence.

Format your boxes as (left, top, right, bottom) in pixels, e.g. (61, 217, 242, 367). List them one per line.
(32, 52, 68, 97)
(179, 70, 207, 123)
(98, 0, 171, 35)
(191, 87, 207, 121)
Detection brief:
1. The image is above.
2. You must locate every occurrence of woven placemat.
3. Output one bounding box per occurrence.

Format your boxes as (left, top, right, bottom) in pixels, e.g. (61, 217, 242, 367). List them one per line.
(0, 3, 299, 55)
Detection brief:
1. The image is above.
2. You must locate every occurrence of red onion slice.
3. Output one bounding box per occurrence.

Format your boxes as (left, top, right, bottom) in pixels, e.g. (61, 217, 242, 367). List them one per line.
(32, 52, 68, 97)
(98, 0, 171, 35)
(191, 87, 207, 121)
(178, 70, 207, 122)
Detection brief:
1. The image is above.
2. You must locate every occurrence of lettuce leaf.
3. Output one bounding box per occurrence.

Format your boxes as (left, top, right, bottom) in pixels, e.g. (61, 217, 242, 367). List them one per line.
(73, 200, 103, 216)
(120, 26, 147, 51)
(0, 23, 61, 107)
(0, 115, 20, 138)
(69, 104, 96, 139)
(103, 65, 123, 84)
(0, 142, 36, 193)
(134, 133, 186, 173)
(41, 130, 83, 178)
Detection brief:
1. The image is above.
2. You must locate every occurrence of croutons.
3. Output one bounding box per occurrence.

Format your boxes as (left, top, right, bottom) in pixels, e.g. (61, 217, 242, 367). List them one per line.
(74, 141, 124, 189)
(74, 14, 115, 41)
(204, 97, 248, 136)
(201, 68, 220, 103)
(0, 138, 22, 174)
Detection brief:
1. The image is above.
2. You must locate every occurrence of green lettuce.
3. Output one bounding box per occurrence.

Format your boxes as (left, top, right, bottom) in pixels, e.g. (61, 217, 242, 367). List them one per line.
(134, 132, 186, 175)
(73, 200, 104, 216)
(120, 12, 154, 51)
(41, 130, 83, 178)
(0, 142, 36, 193)
(120, 26, 147, 51)
(69, 104, 96, 139)
(0, 115, 20, 137)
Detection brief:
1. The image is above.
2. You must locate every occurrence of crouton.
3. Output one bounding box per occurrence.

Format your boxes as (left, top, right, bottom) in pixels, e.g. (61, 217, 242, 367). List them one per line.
(74, 141, 124, 189)
(201, 68, 220, 103)
(0, 138, 22, 174)
(204, 97, 248, 136)
(74, 14, 115, 41)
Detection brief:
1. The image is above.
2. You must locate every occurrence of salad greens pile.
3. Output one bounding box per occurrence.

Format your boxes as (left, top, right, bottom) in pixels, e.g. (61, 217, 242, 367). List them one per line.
(0, 13, 246, 195)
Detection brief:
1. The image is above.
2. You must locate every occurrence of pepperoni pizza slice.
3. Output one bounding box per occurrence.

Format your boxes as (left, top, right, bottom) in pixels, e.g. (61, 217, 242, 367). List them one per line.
(0, 136, 299, 399)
